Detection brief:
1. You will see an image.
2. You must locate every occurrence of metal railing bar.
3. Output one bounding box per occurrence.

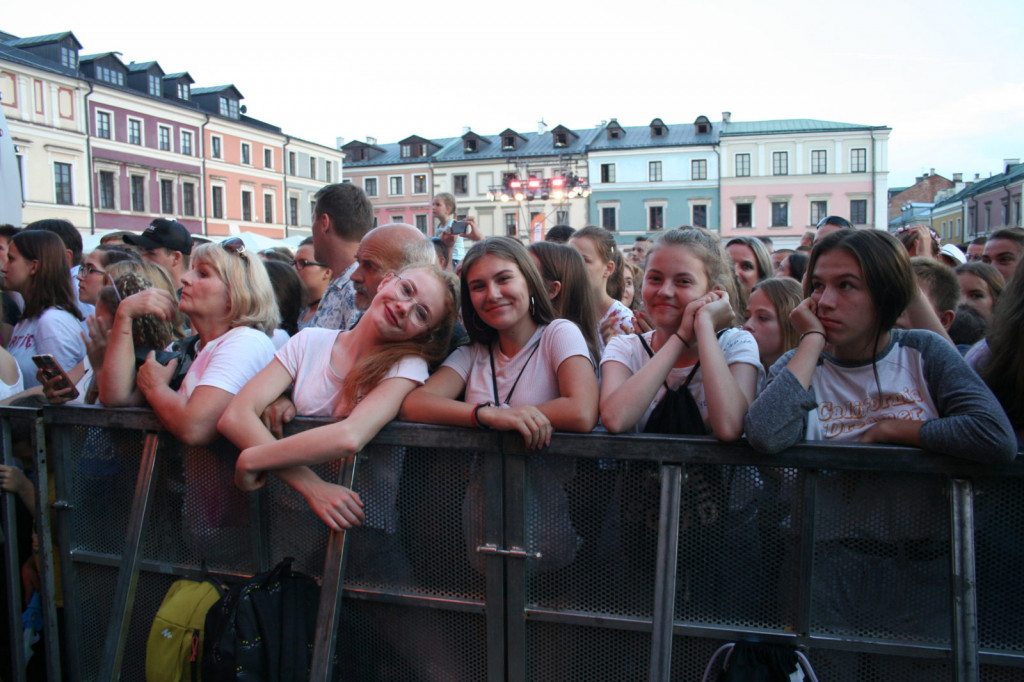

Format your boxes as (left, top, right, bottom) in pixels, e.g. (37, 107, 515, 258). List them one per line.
(1, 417, 26, 682)
(950, 478, 979, 682)
(649, 465, 682, 682)
(31, 417, 62, 682)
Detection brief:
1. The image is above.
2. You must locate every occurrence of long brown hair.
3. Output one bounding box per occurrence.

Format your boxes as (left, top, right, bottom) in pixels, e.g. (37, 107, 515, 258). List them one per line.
(342, 265, 458, 406)
(527, 241, 601, 364)
(571, 225, 624, 303)
(649, 227, 743, 325)
(11, 230, 83, 320)
(750, 277, 803, 356)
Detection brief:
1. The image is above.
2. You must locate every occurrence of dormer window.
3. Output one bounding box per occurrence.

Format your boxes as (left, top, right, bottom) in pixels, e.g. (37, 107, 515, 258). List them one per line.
(610, 130, 620, 139)
(178, 83, 190, 100)
(97, 66, 124, 86)
(219, 96, 239, 119)
(465, 139, 478, 153)
(61, 45, 77, 69)
(650, 118, 667, 137)
(503, 135, 516, 150)
(554, 132, 568, 147)
(148, 75, 161, 97)
(605, 120, 625, 140)
(694, 115, 711, 134)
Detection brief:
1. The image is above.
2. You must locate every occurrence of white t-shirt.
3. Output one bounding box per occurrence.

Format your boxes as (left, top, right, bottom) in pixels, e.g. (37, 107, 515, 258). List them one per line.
(179, 326, 275, 399)
(271, 328, 290, 350)
(274, 327, 429, 417)
(443, 318, 592, 407)
(0, 360, 23, 401)
(601, 327, 762, 433)
(7, 307, 86, 389)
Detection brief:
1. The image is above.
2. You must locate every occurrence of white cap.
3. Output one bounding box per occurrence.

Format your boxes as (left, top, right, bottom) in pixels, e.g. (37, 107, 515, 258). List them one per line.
(940, 243, 966, 265)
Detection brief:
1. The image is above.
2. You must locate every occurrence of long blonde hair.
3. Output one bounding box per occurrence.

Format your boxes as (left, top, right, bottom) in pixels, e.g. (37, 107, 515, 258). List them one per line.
(191, 242, 278, 335)
(342, 265, 459, 406)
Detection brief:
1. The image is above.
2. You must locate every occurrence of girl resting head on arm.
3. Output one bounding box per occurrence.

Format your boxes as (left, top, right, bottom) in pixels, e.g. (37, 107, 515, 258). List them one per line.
(745, 228, 1016, 461)
(599, 228, 761, 440)
(100, 238, 278, 446)
(743, 276, 803, 373)
(400, 236, 599, 449)
(219, 264, 458, 530)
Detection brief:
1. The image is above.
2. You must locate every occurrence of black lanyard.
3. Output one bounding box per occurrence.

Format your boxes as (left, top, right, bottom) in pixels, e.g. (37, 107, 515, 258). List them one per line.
(488, 334, 543, 406)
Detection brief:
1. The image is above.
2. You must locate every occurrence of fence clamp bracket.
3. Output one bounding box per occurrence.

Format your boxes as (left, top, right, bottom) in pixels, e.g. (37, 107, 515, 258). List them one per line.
(476, 544, 542, 560)
(50, 500, 72, 511)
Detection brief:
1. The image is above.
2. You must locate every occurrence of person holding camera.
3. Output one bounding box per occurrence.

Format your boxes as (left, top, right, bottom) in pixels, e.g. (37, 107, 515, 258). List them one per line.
(432, 192, 479, 268)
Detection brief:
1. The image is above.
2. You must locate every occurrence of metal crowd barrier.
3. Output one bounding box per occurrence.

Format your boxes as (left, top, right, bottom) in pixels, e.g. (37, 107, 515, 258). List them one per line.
(1, 404, 1022, 681)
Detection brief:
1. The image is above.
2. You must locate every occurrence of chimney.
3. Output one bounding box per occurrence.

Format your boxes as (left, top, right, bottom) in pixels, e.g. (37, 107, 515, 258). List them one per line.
(930, 168, 935, 176)
(974, 173, 981, 181)
(1005, 158, 1020, 168)
(953, 173, 963, 183)
(538, 119, 548, 135)
(462, 126, 471, 135)
(335, 136, 345, 150)
(366, 136, 376, 145)
(722, 111, 732, 123)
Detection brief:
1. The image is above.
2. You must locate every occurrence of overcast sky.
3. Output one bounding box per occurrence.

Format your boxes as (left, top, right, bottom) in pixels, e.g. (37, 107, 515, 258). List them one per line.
(6, 0, 1023, 188)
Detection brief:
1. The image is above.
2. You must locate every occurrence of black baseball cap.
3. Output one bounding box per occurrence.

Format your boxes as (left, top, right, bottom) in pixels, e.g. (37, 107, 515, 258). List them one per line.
(123, 219, 194, 255)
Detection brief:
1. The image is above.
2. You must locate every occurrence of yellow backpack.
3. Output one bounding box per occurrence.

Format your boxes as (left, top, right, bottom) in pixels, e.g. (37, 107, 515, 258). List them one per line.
(145, 578, 224, 682)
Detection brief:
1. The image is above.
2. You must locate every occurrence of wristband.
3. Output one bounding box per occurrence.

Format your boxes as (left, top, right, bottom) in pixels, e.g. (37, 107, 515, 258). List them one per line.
(472, 402, 493, 429)
(673, 331, 691, 348)
(799, 330, 827, 343)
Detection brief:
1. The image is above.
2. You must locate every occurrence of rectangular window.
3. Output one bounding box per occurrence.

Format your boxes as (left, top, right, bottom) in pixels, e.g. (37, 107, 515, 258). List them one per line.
(98, 171, 115, 209)
(160, 179, 174, 214)
(851, 148, 867, 173)
(810, 200, 828, 225)
(504, 213, 517, 236)
(601, 206, 617, 231)
(128, 119, 142, 146)
(771, 201, 789, 227)
(413, 174, 427, 194)
(130, 175, 145, 212)
(692, 205, 707, 228)
(264, 148, 273, 169)
(391, 215, 403, 224)
(219, 97, 238, 119)
(211, 136, 222, 159)
(309, 157, 317, 180)
(288, 152, 296, 175)
(158, 126, 171, 151)
(415, 214, 428, 232)
(691, 159, 707, 181)
(811, 150, 827, 174)
(61, 45, 77, 69)
(148, 74, 161, 97)
(289, 197, 298, 225)
(212, 186, 224, 219)
(736, 203, 752, 228)
(241, 190, 252, 221)
(241, 143, 251, 165)
(182, 183, 195, 216)
(600, 163, 616, 183)
(364, 177, 378, 197)
(389, 176, 403, 195)
(772, 151, 788, 176)
(325, 162, 332, 183)
(96, 111, 111, 139)
(453, 174, 469, 196)
(735, 153, 750, 177)
(181, 131, 193, 156)
(178, 83, 190, 100)
(649, 161, 662, 182)
(556, 210, 569, 225)
(264, 194, 273, 223)
(850, 199, 868, 225)
(648, 205, 664, 231)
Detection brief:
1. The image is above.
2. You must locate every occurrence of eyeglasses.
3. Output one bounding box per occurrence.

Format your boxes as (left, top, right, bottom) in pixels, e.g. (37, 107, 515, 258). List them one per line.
(77, 263, 106, 279)
(220, 237, 248, 263)
(392, 275, 431, 328)
(292, 258, 328, 270)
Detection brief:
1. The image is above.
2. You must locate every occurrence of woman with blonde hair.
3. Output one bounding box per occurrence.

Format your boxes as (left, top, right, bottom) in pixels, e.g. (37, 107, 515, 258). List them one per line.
(100, 239, 278, 446)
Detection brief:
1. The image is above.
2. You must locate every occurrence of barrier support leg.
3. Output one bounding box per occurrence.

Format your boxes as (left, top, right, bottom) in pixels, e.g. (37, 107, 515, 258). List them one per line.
(1, 418, 26, 682)
(32, 417, 62, 682)
(648, 464, 682, 682)
(950, 478, 979, 682)
(310, 452, 360, 680)
(96, 432, 161, 681)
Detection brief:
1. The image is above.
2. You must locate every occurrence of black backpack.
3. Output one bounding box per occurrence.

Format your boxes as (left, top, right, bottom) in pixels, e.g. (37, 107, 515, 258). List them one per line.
(202, 558, 320, 681)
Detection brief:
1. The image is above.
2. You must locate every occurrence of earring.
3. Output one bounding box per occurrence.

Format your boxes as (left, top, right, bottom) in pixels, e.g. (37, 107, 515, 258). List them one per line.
(529, 295, 536, 317)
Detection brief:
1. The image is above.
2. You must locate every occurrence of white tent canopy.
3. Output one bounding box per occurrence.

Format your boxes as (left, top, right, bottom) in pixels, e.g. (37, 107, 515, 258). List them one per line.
(82, 230, 307, 255)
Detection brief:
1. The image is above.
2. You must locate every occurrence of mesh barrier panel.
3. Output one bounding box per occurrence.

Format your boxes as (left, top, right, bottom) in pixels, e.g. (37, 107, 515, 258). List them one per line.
(975, 476, 1024, 653)
(74, 562, 117, 682)
(527, 621, 651, 681)
(810, 470, 951, 645)
(67, 426, 140, 556)
(121, 572, 177, 682)
(336, 599, 487, 681)
(809, 649, 954, 681)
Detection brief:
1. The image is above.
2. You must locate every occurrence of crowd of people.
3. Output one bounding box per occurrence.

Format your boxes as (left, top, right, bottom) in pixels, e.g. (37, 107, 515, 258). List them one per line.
(1, 188, 1023, 666)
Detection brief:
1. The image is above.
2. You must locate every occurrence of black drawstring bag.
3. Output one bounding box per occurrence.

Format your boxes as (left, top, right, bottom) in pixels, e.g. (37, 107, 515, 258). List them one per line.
(637, 333, 707, 436)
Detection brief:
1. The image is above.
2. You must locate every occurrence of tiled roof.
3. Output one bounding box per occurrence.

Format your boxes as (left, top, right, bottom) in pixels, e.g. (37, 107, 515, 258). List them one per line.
(344, 137, 460, 167)
(436, 128, 597, 163)
(587, 121, 718, 151)
(3, 31, 80, 49)
(933, 164, 1024, 208)
(126, 61, 159, 72)
(721, 118, 889, 136)
(191, 84, 243, 97)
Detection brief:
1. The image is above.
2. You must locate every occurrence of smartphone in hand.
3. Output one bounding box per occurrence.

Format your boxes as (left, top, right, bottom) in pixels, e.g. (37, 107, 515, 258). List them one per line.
(450, 220, 468, 235)
(32, 354, 80, 400)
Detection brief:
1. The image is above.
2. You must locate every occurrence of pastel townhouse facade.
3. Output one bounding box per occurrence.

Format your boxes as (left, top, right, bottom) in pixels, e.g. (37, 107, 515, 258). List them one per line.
(84, 53, 205, 235)
(0, 31, 90, 227)
(930, 162, 1024, 245)
(432, 123, 595, 240)
(1, 28, 343, 240)
(586, 117, 719, 245)
(341, 135, 451, 233)
(718, 117, 890, 247)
